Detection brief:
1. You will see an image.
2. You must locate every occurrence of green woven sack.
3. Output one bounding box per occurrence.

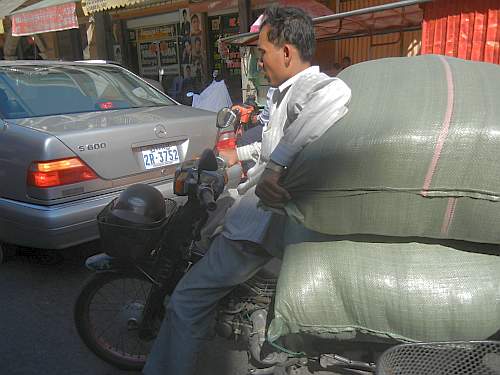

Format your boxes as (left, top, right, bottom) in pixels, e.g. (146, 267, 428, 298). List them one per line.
(282, 55, 500, 245)
(268, 224, 500, 344)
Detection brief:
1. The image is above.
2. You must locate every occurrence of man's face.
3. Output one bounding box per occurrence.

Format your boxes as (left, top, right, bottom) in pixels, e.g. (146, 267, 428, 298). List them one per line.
(195, 40, 201, 53)
(257, 25, 285, 87)
(192, 17, 200, 32)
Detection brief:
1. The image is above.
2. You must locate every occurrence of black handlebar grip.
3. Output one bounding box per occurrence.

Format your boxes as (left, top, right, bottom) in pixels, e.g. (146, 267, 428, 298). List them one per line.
(199, 188, 217, 211)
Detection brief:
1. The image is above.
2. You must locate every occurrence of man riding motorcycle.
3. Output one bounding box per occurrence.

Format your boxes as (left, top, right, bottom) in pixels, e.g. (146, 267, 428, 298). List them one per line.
(143, 6, 351, 375)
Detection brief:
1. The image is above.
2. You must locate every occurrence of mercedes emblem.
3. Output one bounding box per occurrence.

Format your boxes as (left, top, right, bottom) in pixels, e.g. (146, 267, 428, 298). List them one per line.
(154, 125, 167, 138)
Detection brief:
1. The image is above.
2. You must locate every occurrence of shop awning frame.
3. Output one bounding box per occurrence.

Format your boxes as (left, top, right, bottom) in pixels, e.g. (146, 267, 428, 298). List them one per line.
(10, 0, 79, 15)
(81, 0, 177, 15)
(0, 0, 30, 19)
(220, 0, 434, 46)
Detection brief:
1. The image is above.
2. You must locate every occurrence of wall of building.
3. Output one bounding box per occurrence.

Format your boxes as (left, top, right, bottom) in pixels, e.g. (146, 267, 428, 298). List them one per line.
(336, 0, 422, 64)
(421, 0, 499, 64)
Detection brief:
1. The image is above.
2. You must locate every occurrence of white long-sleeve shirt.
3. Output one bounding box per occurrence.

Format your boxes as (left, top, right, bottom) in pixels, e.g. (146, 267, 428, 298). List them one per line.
(236, 87, 276, 163)
(222, 66, 351, 250)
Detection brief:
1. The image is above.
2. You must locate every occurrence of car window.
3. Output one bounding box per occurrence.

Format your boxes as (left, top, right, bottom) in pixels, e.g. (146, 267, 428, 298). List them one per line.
(0, 64, 175, 119)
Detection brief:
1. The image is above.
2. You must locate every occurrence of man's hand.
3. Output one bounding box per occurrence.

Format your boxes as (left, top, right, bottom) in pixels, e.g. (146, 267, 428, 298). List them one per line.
(219, 148, 239, 167)
(255, 168, 291, 208)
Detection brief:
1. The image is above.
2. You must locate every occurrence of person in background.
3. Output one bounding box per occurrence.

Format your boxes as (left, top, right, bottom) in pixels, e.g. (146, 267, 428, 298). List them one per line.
(326, 62, 342, 76)
(341, 56, 352, 70)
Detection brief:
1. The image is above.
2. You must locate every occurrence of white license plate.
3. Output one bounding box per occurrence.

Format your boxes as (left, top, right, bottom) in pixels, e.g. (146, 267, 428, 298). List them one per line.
(142, 145, 180, 170)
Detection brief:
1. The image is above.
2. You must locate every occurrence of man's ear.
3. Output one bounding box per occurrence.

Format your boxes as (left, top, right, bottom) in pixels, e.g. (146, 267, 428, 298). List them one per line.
(283, 44, 291, 67)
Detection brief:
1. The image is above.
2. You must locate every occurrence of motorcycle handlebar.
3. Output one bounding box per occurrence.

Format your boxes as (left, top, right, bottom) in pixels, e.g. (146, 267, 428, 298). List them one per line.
(199, 187, 217, 211)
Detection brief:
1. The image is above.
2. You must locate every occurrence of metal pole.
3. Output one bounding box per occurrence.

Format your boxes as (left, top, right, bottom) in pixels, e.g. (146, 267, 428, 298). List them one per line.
(220, 0, 434, 45)
(312, 0, 434, 24)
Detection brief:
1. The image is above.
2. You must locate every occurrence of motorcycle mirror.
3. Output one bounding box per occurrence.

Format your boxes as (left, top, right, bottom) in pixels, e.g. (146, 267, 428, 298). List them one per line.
(198, 149, 218, 172)
(216, 107, 237, 129)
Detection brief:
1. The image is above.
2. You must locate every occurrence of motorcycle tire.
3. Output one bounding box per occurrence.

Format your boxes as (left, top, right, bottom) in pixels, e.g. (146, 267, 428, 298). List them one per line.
(74, 272, 166, 370)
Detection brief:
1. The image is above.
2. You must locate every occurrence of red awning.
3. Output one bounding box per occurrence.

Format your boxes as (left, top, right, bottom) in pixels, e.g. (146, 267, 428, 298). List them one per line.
(222, 0, 430, 46)
(189, 0, 333, 18)
(11, 0, 79, 36)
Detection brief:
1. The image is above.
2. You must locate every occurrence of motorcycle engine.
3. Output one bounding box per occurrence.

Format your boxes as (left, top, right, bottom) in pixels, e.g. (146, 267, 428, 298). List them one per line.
(215, 259, 280, 340)
(241, 257, 280, 299)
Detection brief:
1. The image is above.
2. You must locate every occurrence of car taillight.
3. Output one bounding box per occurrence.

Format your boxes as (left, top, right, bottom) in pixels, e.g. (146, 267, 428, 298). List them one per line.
(27, 157, 98, 188)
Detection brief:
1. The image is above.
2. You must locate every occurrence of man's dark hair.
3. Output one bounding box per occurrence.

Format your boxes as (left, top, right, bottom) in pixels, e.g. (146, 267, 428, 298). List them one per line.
(191, 14, 199, 22)
(261, 6, 315, 62)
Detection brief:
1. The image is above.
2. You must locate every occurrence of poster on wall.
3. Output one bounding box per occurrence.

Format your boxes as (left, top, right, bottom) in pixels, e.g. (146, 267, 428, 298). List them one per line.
(179, 8, 208, 91)
(159, 40, 178, 66)
(139, 25, 176, 42)
(139, 42, 159, 79)
(208, 14, 241, 100)
(159, 39, 180, 78)
(113, 44, 123, 64)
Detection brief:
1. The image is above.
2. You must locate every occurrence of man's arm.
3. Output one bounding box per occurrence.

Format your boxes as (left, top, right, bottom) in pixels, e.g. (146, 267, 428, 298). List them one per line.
(236, 141, 261, 162)
(219, 140, 261, 167)
(270, 76, 351, 168)
(256, 76, 351, 207)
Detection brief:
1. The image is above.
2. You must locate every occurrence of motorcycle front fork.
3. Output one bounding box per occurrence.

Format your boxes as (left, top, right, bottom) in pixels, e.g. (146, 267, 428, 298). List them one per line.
(137, 247, 182, 340)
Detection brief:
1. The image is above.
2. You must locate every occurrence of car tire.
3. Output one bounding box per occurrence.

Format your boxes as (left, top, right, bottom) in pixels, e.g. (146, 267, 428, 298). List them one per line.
(74, 272, 163, 370)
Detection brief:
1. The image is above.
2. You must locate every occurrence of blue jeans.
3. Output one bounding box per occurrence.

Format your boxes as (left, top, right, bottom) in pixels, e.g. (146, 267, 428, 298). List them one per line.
(143, 234, 273, 375)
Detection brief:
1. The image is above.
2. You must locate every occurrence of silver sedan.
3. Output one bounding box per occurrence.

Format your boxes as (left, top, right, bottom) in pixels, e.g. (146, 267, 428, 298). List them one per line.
(0, 61, 217, 250)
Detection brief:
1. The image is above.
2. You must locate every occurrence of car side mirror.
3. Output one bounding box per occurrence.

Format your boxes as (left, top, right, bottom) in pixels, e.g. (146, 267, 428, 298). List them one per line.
(216, 107, 237, 129)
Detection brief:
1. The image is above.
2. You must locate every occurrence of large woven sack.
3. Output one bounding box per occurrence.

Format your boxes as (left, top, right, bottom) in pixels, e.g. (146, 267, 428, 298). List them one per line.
(268, 225, 500, 344)
(282, 55, 500, 245)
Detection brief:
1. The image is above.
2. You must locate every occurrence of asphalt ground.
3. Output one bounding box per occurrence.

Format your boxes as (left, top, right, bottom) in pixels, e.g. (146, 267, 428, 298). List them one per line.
(0, 243, 247, 375)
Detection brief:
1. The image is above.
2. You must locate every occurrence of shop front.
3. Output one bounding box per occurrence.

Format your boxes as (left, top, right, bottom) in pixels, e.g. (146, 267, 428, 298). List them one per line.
(1, 0, 89, 60)
(207, 12, 242, 101)
(127, 21, 180, 80)
(96, 1, 212, 103)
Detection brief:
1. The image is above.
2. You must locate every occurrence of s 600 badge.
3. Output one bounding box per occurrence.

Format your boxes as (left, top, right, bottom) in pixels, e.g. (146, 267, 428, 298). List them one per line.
(78, 142, 107, 152)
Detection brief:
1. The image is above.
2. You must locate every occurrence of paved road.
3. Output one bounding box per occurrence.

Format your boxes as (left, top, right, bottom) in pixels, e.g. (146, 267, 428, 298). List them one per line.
(0, 244, 247, 375)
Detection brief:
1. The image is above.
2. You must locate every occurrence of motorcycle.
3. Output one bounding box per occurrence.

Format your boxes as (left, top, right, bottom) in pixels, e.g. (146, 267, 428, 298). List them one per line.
(75, 108, 500, 375)
(74, 108, 278, 372)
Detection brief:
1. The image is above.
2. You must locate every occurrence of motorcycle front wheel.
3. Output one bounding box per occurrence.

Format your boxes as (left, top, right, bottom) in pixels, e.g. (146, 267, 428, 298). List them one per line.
(74, 272, 166, 370)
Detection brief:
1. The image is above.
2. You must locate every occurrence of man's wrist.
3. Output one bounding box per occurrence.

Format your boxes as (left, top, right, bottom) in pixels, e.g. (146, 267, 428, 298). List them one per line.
(265, 160, 286, 173)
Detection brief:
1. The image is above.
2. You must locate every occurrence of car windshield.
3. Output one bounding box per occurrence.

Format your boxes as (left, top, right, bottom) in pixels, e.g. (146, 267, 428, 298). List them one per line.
(0, 64, 175, 119)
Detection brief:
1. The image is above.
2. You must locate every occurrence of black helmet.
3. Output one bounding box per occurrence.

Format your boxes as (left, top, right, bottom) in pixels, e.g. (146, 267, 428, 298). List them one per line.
(109, 184, 166, 226)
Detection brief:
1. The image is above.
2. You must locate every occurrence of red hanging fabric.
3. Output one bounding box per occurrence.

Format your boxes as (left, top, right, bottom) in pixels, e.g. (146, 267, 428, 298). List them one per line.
(422, 0, 500, 64)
